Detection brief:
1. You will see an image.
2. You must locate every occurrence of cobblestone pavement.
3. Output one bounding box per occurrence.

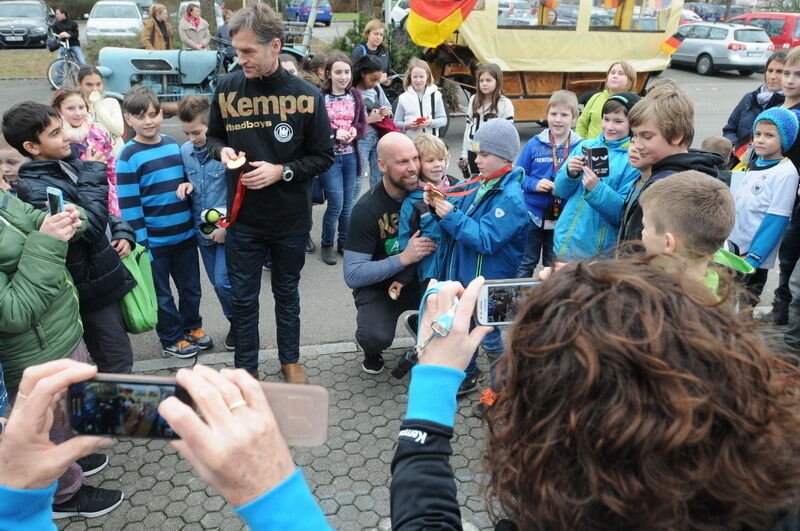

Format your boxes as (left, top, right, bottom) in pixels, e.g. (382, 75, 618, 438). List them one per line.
(55, 348, 493, 531)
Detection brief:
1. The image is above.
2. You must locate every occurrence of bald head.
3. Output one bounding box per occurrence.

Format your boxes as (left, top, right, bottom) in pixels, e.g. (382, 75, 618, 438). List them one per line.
(376, 132, 419, 195)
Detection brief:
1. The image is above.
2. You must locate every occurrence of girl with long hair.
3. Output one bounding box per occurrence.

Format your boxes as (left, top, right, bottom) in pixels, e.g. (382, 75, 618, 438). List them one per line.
(576, 60, 637, 139)
(77, 65, 125, 155)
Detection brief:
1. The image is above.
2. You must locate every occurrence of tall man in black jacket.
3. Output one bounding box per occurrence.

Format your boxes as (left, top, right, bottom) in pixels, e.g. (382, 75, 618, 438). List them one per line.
(206, 3, 333, 384)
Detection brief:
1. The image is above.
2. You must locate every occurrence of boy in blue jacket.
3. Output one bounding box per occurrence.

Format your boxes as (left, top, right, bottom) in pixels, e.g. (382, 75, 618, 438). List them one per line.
(516, 90, 583, 277)
(426, 118, 528, 395)
(553, 92, 641, 261)
(393, 133, 459, 298)
(176, 95, 235, 352)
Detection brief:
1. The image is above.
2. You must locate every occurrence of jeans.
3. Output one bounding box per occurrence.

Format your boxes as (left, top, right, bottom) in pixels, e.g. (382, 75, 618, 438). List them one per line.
(354, 283, 419, 357)
(353, 127, 381, 200)
(465, 326, 503, 380)
(517, 222, 554, 277)
(198, 242, 234, 320)
(773, 203, 800, 314)
(151, 243, 203, 346)
(60, 45, 86, 65)
(320, 152, 358, 247)
(226, 229, 306, 370)
(81, 301, 133, 373)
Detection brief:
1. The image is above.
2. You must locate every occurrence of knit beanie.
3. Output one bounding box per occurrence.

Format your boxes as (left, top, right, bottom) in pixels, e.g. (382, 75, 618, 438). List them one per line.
(603, 91, 642, 114)
(753, 107, 799, 153)
(471, 118, 520, 163)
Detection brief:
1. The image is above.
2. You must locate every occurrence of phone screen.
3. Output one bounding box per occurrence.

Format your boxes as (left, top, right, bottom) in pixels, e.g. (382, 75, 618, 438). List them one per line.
(68, 379, 192, 439)
(47, 189, 63, 216)
(477, 281, 539, 325)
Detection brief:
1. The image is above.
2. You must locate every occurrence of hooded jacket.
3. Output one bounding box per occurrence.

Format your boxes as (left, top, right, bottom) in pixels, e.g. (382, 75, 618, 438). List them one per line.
(553, 135, 639, 260)
(0, 190, 86, 388)
(16, 158, 135, 312)
(618, 149, 725, 244)
(437, 167, 529, 284)
(518, 129, 584, 222)
(723, 86, 784, 150)
(207, 67, 334, 237)
(394, 84, 448, 139)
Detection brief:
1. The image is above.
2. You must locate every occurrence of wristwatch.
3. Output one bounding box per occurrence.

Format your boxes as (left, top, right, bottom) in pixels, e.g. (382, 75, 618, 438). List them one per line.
(282, 166, 294, 182)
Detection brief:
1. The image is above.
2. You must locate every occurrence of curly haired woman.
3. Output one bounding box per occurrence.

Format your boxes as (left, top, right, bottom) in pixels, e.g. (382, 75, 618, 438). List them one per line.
(389, 261, 800, 530)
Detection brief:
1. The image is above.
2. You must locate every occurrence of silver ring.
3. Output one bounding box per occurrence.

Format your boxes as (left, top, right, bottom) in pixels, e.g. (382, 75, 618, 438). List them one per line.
(16, 391, 29, 400)
(228, 399, 247, 411)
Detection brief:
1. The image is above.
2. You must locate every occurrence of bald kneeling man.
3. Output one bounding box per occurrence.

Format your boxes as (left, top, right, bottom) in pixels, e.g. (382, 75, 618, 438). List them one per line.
(342, 133, 437, 375)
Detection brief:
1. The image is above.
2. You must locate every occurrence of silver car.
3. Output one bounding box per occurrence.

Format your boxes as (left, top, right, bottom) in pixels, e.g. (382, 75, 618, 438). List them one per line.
(85, 0, 143, 42)
(671, 22, 774, 76)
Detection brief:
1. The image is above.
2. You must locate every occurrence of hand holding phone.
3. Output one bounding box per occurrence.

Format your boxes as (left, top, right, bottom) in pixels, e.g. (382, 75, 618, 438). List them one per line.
(46, 186, 64, 216)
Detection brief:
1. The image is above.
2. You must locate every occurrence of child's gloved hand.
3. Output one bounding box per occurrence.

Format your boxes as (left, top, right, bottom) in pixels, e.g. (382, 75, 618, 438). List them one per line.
(176, 182, 194, 199)
(388, 281, 404, 300)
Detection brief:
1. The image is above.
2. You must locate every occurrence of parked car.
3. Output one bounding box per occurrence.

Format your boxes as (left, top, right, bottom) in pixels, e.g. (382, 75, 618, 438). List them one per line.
(284, 0, 332, 26)
(133, 0, 152, 17)
(85, 0, 143, 43)
(177, 2, 223, 29)
(0, 0, 53, 48)
(727, 12, 800, 49)
(680, 8, 702, 25)
(671, 22, 773, 76)
(390, 0, 408, 28)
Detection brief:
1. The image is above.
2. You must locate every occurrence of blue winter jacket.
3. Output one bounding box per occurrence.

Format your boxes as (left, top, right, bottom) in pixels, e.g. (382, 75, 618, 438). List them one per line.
(438, 167, 529, 284)
(517, 129, 584, 223)
(722, 86, 784, 149)
(553, 135, 639, 261)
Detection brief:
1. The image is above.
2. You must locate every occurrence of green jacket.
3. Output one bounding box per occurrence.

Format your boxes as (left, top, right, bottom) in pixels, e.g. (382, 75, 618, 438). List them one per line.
(0, 190, 85, 388)
(576, 89, 611, 140)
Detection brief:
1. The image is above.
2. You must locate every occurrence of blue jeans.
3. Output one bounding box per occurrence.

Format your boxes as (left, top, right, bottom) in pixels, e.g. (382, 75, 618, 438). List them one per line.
(226, 229, 306, 370)
(465, 326, 503, 380)
(517, 222, 554, 277)
(198, 242, 234, 320)
(151, 242, 203, 346)
(320, 152, 358, 246)
(353, 127, 382, 200)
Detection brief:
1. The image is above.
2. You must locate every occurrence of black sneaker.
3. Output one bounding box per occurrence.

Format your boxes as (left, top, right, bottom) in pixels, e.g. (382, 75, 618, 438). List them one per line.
(321, 244, 337, 265)
(759, 310, 789, 326)
(52, 485, 124, 519)
(306, 237, 316, 254)
(337, 242, 345, 255)
(362, 354, 384, 374)
(224, 325, 235, 351)
(77, 453, 108, 477)
(457, 369, 483, 396)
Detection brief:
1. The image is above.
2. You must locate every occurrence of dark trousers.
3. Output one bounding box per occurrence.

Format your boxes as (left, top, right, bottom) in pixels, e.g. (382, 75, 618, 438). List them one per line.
(354, 284, 419, 357)
(151, 243, 203, 347)
(516, 222, 554, 277)
(81, 301, 133, 373)
(773, 205, 800, 314)
(742, 267, 770, 306)
(151, 242, 203, 346)
(226, 228, 306, 370)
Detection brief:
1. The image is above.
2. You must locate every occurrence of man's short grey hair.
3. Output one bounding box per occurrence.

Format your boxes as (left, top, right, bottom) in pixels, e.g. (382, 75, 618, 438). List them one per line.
(228, 3, 284, 45)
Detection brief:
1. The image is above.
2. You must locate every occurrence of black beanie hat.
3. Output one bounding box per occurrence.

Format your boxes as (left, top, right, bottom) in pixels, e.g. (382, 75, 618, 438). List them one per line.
(605, 91, 642, 114)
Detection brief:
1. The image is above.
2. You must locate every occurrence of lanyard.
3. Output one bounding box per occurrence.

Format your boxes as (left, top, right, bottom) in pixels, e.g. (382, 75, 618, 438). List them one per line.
(423, 164, 512, 198)
(549, 133, 570, 219)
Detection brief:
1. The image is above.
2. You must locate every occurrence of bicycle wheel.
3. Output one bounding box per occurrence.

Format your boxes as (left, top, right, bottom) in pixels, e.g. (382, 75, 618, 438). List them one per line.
(47, 59, 80, 89)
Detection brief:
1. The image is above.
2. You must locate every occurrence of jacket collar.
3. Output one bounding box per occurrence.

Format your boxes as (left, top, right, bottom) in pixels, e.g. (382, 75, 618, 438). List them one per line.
(249, 66, 289, 88)
(535, 128, 582, 146)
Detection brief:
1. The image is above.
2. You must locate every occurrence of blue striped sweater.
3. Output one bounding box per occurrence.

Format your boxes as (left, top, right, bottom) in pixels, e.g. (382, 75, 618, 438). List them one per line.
(116, 135, 194, 257)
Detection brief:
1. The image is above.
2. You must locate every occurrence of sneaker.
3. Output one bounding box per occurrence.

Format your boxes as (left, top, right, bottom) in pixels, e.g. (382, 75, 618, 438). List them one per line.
(321, 244, 337, 265)
(472, 388, 498, 418)
(185, 328, 213, 350)
(362, 353, 384, 374)
(759, 310, 789, 326)
(224, 326, 235, 351)
(337, 242, 345, 255)
(52, 485, 124, 519)
(162, 340, 199, 359)
(262, 259, 272, 271)
(77, 453, 108, 477)
(457, 369, 483, 396)
(306, 237, 316, 254)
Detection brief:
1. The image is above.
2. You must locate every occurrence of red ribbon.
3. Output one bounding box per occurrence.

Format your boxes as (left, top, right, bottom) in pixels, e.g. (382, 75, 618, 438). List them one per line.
(424, 164, 513, 197)
(217, 170, 246, 228)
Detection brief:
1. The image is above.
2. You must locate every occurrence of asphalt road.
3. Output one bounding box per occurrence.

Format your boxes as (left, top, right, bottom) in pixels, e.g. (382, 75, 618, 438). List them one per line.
(0, 66, 778, 363)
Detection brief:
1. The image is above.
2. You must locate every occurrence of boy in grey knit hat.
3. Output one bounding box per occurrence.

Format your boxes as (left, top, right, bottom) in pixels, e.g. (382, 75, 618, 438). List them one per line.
(425, 118, 528, 397)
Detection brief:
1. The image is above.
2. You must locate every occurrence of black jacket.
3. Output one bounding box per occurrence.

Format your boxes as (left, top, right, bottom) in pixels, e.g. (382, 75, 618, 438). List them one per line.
(52, 18, 80, 47)
(207, 67, 334, 237)
(723, 88, 784, 150)
(16, 158, 135, 312)
(618, 149, 725, 244)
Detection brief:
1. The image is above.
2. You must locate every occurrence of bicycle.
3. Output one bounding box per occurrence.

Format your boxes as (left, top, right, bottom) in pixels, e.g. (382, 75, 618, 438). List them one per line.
(46, 33, 80, 90)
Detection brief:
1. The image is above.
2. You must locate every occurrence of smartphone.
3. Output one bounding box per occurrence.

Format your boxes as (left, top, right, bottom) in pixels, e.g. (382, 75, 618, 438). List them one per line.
(67, 374, 329, 446)
(46, 186, 64, 216)
(475, 279, 540, 326)
(581, 146, 610, 178)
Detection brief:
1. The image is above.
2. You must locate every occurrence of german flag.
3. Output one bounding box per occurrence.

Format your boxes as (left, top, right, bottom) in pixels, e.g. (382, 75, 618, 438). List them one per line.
(407, 0, 480, 47)
(542, 0, 558, 8)
(603, 0, 620, 8)
(660, 32, 685, 54)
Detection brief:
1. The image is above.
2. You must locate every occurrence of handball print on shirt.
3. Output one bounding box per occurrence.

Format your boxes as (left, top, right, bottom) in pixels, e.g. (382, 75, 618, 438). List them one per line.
(582, 146, 610, 178)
